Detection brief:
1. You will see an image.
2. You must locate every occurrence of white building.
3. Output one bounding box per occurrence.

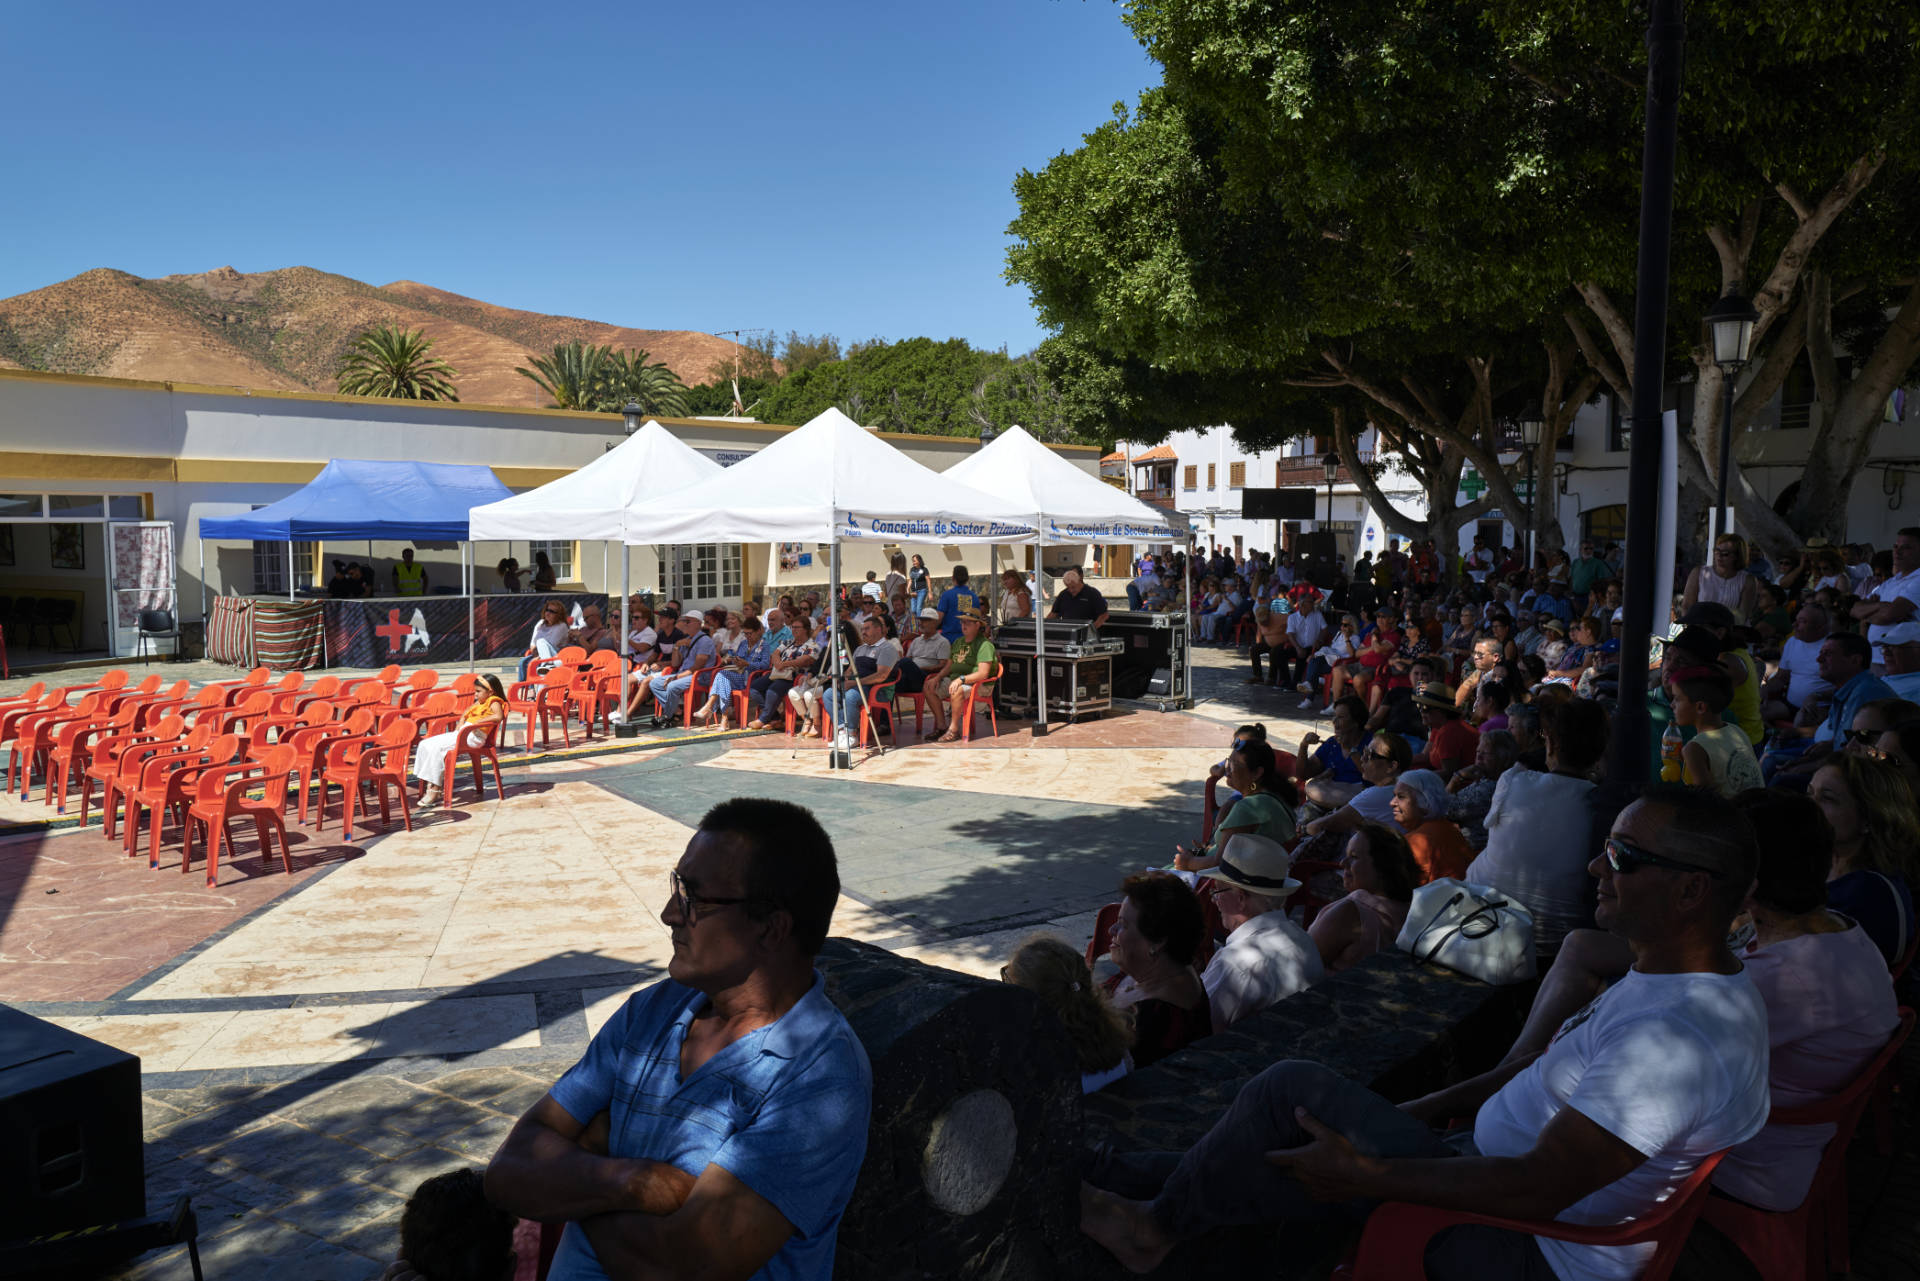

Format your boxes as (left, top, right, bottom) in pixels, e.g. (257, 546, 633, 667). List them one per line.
(1115, 379, 1919, 569)
(0, 368, 1100, 661)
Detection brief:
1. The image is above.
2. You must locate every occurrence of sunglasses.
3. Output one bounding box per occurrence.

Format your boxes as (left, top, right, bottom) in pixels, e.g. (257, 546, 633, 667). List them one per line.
(1366, 748, 1398, 763)
(667, 870, 767, 927)
(1603, 836, 1722, 879)
(1843, 727, 1880, 746)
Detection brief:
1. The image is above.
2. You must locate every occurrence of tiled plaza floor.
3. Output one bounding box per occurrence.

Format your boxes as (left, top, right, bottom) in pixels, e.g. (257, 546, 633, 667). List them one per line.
(6, 644, 1912, 1279)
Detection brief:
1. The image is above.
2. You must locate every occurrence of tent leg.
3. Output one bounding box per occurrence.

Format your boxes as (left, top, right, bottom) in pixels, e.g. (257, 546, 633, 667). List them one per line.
(1032, 551, 1048, 734)
(198, 531, 207, 639)
(287, 541, 295, 601)
(828, 540, 845, 770)
(466, 542, 475, 673)
(1184, 533, 1196, 707)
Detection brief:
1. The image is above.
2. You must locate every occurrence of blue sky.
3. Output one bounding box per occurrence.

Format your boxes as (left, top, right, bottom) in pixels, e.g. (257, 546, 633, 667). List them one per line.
(1, 1, 1156, 355)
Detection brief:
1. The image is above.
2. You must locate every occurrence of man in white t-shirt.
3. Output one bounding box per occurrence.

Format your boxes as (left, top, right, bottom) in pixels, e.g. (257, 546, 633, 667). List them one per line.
(1761, 603, 1834, 723)
(1283, 601, 1328, 680)
(1081, 785, 1769, 1281)
(1196, 836, 1322, 1034)
(1850, 527, 1920, 668)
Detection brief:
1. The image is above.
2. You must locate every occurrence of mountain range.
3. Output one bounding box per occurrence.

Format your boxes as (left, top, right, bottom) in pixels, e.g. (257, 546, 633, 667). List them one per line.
(0, 266, 751, 407)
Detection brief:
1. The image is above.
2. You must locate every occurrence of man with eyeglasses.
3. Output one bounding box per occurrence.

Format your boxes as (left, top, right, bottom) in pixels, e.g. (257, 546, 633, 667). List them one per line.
(1768, 631, 1894, 784)
(488, 799, 871, 1281)
(1081, 785, 1768, 1281)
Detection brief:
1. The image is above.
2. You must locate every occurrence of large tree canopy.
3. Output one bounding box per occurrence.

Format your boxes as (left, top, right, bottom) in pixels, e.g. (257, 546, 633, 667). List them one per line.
(1009, 0, 1920, 555)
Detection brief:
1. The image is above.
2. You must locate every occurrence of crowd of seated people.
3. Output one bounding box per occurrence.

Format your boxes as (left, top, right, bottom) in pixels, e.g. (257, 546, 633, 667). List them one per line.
(362, 535, 1916, 1281)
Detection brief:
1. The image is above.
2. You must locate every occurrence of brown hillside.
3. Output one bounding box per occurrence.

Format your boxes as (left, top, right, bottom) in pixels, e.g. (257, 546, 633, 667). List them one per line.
(0, 266, 752, 407)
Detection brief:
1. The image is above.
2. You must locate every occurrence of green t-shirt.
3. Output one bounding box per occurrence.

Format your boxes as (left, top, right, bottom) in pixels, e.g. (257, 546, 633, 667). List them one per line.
(948, 637, 996, 679)
(1210, 790, 1297, 851)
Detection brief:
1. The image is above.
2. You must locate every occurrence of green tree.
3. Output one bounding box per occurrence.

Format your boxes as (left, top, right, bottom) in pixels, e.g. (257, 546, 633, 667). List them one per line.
(1040, 0, 1920, 555)
(516, 341, 611, 411)
(599, 348, 690, 418)
(335, 325, 459, 401)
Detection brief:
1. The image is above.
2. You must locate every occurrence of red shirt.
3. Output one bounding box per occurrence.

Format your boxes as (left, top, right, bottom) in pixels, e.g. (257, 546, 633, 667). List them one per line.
(1421, 717, 1480, 773)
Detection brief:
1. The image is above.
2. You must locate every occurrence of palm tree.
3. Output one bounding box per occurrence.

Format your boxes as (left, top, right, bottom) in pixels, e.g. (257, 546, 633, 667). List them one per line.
(516, 341, 613, 410)
(598, 348, 690, 418)
(336, 325, 459, 401)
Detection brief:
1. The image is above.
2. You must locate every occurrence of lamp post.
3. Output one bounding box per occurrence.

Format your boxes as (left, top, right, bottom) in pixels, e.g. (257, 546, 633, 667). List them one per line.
(609, 401, 645, 452)
(1704, 289, 1758, 540)
(1608, 0, 1686, 791)
(1322, 454, 1339, 568)
(978, 423, 998, 450)
(1519, 403, 1544, 572)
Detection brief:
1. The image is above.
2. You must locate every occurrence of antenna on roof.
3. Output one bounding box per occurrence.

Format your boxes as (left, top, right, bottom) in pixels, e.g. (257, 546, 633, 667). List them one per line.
(714, 327, 770, 418)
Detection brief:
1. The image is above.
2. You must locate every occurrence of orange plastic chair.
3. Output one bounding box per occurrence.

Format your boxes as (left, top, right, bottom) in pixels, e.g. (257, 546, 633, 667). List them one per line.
(215, 667, 272, 706)
(337, 664, 402, 698)
(507, 671, 573, 751)
(98, 673, 164, 714)
(129, 732, 243, 868)
(180, 685, 230, 726)
(45, 702, 139, 813)
(316, 716, 416, 842)
(1698, 1007, 1915, 1281)
(284, 674, 342, 714)
(1344, 1151, 1729, 1281)
(96, 717, 202, 841)
(204, 690, 274, 744)
(79, 713, 184, 831)
(825, 672, 901, 749)
(124, 679, 195, 728)
(8, 692, 105, 799)
(0, 690, 65, 749)
(180, 743, 299, 886)
(437, 717, 507, 804)
(395, 670, 440, 706)
(286, 707, 376, 823)
(957, 662, 1003, 742)
(0, 680, 48, 720)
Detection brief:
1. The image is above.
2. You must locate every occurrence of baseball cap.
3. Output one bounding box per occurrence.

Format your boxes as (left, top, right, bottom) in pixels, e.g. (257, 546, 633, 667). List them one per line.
(917, 607, 941, 621)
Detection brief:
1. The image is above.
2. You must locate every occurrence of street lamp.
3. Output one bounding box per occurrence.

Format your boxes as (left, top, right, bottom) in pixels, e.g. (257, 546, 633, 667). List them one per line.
(1322, 451, 1339, 530)
(1519, 402, 1544, 570)
(979, 423, 998, 450)
(1704, 288, 1759, 537)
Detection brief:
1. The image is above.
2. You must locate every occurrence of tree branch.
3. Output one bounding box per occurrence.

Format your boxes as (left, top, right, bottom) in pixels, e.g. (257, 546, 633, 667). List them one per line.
(1774, 181, 1814, 223)
(1564, 309, 1630, 401)
(1333, 408, 1424, 540)
(1731, 289, 1810, 424)
(1574, 282, 1636, 389)
(1749, 150, 1886, 346)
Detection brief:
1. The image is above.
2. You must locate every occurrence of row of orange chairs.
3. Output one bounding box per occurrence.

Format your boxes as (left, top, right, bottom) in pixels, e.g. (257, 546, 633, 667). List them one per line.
(1, 665, 501, 887)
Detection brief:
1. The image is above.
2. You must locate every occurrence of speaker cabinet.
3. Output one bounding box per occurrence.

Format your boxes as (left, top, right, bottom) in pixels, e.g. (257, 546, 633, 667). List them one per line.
(0, 1006, 144, 1239)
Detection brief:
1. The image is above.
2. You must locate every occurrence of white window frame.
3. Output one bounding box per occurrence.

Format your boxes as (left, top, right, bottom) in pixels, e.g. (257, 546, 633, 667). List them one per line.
(530, 539, 576, 583)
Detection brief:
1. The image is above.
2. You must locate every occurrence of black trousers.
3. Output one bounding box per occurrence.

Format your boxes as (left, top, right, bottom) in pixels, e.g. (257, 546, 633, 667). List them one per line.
(1250, 641, 1292, 686)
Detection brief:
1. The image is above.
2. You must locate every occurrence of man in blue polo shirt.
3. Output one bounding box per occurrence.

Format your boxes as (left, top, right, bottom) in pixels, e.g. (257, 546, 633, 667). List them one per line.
(486, 798, 872, 1281)
(936, 565, 980, 642)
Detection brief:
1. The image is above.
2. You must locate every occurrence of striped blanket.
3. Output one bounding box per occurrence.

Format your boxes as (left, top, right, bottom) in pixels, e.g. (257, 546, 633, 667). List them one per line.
(206, 597, 252, 665)
(251, 601, 327, 671)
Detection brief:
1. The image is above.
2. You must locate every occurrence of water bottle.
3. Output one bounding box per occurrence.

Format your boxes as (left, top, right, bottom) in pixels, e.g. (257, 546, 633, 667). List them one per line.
(1660, 722, 1683, 783)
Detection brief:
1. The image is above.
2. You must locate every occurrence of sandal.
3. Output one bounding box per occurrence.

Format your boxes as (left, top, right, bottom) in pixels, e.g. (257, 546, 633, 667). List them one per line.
(936, 728, 962, 743)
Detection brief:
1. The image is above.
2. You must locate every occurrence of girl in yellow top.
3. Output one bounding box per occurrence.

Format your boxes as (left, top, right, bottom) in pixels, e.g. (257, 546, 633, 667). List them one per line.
(414, 674, 508, 808)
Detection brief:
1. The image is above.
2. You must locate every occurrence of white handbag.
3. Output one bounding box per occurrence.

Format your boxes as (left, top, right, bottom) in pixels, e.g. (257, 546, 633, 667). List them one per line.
(1395, 878, 1537, 986)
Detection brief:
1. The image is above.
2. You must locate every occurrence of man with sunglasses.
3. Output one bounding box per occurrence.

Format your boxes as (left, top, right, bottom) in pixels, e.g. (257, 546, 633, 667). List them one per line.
(488, 798, 871, 1281)
(1082, 785, 1769, 1281)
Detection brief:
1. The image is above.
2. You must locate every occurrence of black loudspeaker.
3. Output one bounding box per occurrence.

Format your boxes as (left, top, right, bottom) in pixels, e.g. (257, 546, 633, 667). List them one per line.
(1240, 488, 1319, 520)
(0, 1006, 144, 1239)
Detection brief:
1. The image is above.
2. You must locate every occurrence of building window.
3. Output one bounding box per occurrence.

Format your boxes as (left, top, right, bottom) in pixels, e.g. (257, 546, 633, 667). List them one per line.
(1207, 463, 1217, 489)
(1229, 461, 1246, 489)
(252, 540, 317, 594)
(529, 540, 575, 583)
(669, 543, 743, 606)
(1583, 504, 1628, 545)
(1183, 465, 1198, 491)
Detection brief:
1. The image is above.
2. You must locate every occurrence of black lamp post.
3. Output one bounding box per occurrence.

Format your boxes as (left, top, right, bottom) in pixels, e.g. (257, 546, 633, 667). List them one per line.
(609, 400, 644, 452)
(979, 423, 998, 450)
(1519, 403, 1544, 571)
(1704, 289, 1759, 537)
(1322, 452, 1339, 527)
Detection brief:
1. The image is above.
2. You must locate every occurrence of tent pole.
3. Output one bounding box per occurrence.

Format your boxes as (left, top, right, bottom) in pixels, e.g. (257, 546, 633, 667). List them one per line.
(620, 543, 631, 661)
(287, 541, 295, 601)
(828, 539, 843, 769)
(466, 542, 475, 673)
(198, 529, 207, 635)
(989, 545, 998, 618)
(1184, 532, 1196, 708)
(1034, 546, 1048, 733)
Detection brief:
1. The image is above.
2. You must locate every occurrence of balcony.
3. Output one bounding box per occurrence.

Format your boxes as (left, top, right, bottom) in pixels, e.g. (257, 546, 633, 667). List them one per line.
(1274, 454, 1372, 487)
(1135, 487, 1178, 509)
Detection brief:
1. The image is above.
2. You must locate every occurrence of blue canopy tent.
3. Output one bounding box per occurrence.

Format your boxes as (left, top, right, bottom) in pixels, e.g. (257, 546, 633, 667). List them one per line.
(198, 459, 514, 668)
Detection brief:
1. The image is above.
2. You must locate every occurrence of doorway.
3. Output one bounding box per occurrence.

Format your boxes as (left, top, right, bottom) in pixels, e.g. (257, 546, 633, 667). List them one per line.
(0, 491, 163, 666)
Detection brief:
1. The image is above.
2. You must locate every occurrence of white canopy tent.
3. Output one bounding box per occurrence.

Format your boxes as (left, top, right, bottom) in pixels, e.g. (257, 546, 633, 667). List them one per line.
(620, 408, 1039, 764)
(466, 420, 726, 671)
(943, 425, 1191, 727)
